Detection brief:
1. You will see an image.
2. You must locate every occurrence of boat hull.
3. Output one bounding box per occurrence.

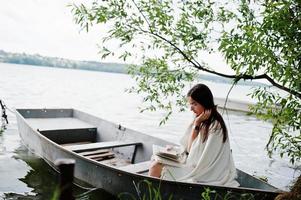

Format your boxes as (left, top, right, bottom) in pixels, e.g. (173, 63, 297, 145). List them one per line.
(15, 108, 281, 200)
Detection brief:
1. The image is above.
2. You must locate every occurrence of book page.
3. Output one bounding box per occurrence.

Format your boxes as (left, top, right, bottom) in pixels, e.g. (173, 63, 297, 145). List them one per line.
(152, 144, 187, 167)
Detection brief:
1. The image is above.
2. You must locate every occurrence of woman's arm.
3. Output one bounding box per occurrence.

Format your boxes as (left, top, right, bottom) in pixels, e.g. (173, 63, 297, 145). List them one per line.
(187, 110, 211, 152)
(187, 127, 199, 152)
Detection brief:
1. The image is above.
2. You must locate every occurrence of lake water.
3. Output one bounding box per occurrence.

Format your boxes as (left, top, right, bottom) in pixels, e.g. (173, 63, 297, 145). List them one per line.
(0, 63, 299, 199)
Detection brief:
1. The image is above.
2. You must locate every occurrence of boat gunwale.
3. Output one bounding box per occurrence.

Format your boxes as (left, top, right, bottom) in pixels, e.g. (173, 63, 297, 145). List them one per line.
(15, 108, 282, 195)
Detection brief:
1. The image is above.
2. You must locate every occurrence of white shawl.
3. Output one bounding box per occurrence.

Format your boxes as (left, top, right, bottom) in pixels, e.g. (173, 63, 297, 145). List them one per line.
(161, 121, 239, 187)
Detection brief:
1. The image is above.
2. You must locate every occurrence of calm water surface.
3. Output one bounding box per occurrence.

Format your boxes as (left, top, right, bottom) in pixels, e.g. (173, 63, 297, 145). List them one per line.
(0, 63, 299, 199)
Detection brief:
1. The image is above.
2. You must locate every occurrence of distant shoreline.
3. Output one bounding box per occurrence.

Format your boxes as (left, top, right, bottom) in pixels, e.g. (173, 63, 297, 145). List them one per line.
(0, 49, 128, 74)
(0, 49, 267, 87)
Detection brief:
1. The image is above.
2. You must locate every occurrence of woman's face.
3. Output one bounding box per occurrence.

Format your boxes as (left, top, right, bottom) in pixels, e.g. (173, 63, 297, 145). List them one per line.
(188, 96, 205, 116)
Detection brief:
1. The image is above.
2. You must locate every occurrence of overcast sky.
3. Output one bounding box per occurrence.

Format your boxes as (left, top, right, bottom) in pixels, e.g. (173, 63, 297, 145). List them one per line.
(0, 0, 233, 73)
(0, 0, 103, 61)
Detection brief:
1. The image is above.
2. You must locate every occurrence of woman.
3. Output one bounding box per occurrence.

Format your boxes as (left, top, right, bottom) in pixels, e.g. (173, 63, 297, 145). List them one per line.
(149, 83, 239, 187)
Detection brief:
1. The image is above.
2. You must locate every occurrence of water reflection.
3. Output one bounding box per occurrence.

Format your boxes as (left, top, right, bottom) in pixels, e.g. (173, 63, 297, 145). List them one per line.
(3, 145, 117, 200)
(0, 121, 6, 135)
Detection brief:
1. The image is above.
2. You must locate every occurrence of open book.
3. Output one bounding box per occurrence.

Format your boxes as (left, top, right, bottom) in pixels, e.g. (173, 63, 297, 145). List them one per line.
(153, 144, 187, 167)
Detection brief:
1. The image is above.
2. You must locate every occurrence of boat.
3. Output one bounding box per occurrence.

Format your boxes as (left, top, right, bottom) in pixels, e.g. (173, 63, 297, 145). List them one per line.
(15, 108, 281, 200)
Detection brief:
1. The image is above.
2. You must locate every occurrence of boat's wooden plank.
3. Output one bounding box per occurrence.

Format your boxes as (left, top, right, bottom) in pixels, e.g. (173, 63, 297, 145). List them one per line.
(26, 117, 96, 131)
(118, 161, 151, 174)
(85, 152, 115, 160)
(99, 157, 119, 165)
(64, 141, 142, 152)
(78, 149, 110, 156)
(94, 155, 115, 161)
(100, 158, 131, 167)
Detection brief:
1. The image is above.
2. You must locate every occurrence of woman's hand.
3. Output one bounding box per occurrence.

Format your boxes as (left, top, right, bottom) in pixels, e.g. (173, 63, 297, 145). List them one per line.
(194, 109, 211, 126)
(188, 111, 211, 152)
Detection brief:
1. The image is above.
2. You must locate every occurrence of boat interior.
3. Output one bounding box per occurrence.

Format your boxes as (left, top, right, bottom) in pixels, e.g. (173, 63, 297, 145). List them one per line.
(18, 109, 151, 174)
(17, 108, 279, 191)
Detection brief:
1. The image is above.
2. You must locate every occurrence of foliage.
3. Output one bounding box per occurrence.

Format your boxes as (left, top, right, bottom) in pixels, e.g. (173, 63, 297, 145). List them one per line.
(0, 123, 6, 135)
(219, 0, 301, 164)
(71, 0, 301, 164)
(127, 59, 195, 124)
(51, 186, 60, 200)
(118, 180, 173, 200)
(118, 180, 255, 200)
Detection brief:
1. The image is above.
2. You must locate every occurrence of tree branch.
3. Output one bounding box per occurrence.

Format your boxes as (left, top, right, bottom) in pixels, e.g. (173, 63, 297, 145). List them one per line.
(143, 29, 301, 99)
(130, 0, 151, 30)
(128, 0, 301, 100)
(130, 0, 204, 72)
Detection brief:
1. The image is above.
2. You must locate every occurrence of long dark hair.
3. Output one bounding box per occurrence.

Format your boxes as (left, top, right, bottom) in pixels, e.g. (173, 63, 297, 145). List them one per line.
(187, 84, 228, 143)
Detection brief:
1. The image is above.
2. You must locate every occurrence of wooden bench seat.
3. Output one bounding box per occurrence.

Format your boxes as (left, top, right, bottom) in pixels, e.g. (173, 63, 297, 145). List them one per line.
(64, 141, 142, 152)
(118, 160, 151, 174)
(100, 157, 131, 167)
(85, 152, 115, 161)
(78, 149, 110, 156)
